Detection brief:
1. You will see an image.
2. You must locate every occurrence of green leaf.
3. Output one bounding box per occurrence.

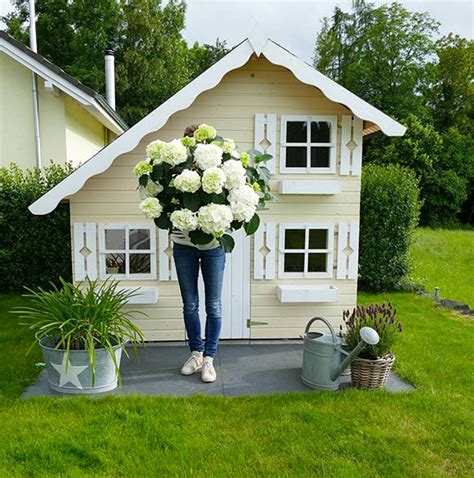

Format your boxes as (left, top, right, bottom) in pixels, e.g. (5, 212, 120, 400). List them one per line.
(246, 167, 258, 182)
(189, 229, 214, 245)
(154, 214, 171, 230)
(231, 220, 243, 230)
(255, 153, 273, 163)
(244, 213, 260, 235)
(138, 175, 149, 187)
(218, 234, 235, 253)
(263, 192, 278, 202)
(247, 149, 262, 160)
(183, 193, 200, 212)
(257, 165, 271, 182)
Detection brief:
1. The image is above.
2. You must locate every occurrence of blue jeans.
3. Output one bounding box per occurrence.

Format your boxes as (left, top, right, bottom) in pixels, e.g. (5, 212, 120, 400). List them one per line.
(173, 242, 226, 358)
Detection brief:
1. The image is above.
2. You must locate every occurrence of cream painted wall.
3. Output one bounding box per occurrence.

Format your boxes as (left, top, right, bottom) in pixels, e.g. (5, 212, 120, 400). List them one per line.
(69, 54, 361, 341)
(65, 96, 106, 167)
(0, 52, 108, 170)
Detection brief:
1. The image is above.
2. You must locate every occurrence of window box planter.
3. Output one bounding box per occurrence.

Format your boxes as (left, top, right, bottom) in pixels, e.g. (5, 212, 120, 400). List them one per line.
(278, 180, 341, 195)
(116, 286, 158, 304)
(276, 284, 339, 303)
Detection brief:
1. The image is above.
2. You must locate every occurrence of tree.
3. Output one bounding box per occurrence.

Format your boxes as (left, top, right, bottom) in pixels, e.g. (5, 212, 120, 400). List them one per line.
(365, 115, 471, 226)
(188, 39, 229, 81)
(314, 1, 439, 119)
(425, 34, 474, 136)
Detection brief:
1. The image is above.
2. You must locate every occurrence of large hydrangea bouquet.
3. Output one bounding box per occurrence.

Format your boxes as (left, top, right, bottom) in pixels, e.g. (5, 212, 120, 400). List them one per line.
(134, 124, 276, 252)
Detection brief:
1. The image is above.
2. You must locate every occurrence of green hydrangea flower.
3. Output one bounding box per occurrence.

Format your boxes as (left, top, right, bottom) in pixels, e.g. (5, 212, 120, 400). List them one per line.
(193, 124, 217, 142)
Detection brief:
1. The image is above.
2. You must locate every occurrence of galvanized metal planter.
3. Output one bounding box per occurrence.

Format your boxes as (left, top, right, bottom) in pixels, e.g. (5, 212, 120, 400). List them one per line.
(39, 336, 123, 395)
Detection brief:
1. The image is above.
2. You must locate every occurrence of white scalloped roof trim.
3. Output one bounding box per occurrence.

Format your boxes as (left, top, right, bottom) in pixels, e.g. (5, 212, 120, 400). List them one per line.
(29, 37, 405, 215)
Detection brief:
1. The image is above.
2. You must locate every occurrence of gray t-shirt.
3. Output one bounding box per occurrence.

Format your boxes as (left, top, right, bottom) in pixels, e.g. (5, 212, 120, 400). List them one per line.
(170, 228, 219, 250)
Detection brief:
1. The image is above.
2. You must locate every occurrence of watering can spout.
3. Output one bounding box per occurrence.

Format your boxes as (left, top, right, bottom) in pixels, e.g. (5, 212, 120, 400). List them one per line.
(331, 327, 380, 381)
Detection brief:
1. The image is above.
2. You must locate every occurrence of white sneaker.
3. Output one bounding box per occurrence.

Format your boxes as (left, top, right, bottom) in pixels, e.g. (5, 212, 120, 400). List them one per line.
(180, 351, 203, 375)
(201, 356, 217, 383)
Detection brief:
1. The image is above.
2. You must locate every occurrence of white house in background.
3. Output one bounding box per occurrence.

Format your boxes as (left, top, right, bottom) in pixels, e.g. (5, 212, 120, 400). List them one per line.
(0, 31, 127, 170)
(29, 34, 405, 341)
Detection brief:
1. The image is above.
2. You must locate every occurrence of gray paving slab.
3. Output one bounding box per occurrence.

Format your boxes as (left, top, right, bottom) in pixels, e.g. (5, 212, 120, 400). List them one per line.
(22, 343, 414, 398)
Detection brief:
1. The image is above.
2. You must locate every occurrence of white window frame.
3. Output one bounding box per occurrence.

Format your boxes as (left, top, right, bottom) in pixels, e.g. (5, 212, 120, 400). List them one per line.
(98, 224, 157, 280)
(280, 115, 337, 174)
(278, 223, 334, 279)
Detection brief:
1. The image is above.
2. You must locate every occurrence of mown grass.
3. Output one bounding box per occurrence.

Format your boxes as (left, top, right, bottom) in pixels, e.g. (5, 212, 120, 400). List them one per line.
(0, 291, 473, 477)
(411, 227, 474, 307)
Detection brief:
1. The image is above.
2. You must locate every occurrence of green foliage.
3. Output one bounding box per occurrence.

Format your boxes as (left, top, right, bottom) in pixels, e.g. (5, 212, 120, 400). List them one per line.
(314, 1, 438, 119)
(13, 278, 146, 384)
(365, 115, 474, 225)
(359, 164, 421, 291)
(342, 304, 402, 359)
(2, 1, 229, 126)
(0, 163, 73, 292)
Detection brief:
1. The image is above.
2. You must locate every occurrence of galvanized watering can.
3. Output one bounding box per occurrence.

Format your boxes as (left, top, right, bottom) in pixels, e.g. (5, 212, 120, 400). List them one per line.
(302, 317, 380, 391)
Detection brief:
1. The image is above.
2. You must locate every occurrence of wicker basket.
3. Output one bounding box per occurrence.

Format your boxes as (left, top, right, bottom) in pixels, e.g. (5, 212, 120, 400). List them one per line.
(351, 353, 395, 390)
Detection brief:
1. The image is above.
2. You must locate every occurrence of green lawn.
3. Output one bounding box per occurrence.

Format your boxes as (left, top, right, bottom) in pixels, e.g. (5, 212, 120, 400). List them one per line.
(0, 291, 473, 477)
(411, 227, 474, 307)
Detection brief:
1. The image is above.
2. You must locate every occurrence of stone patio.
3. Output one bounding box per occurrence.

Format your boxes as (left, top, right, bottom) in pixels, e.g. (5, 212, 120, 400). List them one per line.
(22, 342, 414, 398)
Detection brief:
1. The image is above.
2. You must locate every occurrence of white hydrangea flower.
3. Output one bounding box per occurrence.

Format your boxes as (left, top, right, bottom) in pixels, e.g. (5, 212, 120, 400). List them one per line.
(194, 144, 223, 170)
(197, 203, 233, 237)
(174, 169, 201, 193)
(193, 124, 217, 142)
(139, 197, 163, 219)
(222, 160, 246, 190)
(146, 140, 165, 162)
(133, 161, 153, 177)
(160, 139, 188, 166)
(228, 185, 259, 222)
(202, 167, 226, 194)
(170, 209, 198, 231)
(213, 138, 236, 154)
(139, 180, 163, 199)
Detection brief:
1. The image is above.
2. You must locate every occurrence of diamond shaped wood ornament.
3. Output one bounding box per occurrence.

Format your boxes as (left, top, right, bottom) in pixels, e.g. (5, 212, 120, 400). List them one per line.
(259, 244, 271, 258)
(346, 140, 357, 152)
(79, 246, 91, 258)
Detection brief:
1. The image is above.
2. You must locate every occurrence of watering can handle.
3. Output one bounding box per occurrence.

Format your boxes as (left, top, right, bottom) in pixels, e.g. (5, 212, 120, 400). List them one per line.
(305, 317, 338, 345)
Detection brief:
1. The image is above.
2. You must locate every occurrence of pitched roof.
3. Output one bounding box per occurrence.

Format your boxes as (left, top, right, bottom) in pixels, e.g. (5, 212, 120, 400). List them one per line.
(29, 34, 406, 215)
(0, 30, 128, 133)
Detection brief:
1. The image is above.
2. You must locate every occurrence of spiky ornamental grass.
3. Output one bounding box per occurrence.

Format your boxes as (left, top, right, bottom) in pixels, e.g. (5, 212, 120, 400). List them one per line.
(13, 278, 146, 384)
(342, 304, 402, 359)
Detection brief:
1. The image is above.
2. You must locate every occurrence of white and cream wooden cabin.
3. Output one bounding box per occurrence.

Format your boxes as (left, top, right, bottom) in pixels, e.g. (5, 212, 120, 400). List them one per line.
(30, 34, 405, 341)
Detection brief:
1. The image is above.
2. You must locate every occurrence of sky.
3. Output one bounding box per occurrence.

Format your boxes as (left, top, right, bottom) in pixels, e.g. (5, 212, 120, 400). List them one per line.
(0, 0, 472, 63)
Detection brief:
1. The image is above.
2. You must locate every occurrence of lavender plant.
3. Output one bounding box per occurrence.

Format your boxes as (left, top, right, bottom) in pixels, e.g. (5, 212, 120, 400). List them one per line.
(342, 304, 403, 359)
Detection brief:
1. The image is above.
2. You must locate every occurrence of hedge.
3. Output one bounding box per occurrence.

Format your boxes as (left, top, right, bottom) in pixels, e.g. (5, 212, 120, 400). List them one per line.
(0, 163, 73, 292)
(359, 163, 421, 291)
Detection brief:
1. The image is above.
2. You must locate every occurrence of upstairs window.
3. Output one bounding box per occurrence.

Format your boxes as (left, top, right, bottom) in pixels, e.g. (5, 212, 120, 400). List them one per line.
(280, 115, 337, 173)
(278, 224, 334, 278)
(98, 224, 156, 280)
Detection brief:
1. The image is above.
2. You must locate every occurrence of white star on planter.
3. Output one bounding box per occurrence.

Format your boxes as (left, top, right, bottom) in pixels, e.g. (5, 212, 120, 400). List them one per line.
(51, 354, 88, 389)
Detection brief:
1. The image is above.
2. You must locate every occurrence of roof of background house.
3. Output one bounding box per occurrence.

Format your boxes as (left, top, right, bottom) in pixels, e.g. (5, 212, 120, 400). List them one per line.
(0, 30, 128, 133)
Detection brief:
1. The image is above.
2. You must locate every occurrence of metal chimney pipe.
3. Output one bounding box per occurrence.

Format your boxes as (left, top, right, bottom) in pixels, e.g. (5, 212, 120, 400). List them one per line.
(29, 0, 42, 170)
(104, 48, 115, 110)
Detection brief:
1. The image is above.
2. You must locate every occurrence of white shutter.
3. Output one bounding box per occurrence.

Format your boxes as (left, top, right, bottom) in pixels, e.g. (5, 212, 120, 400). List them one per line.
(336, 222, 360, 280)
(340, 115, 363, 176)
(253, 222, 275, 279)
(254, 113, 277, 174)
(73, 222, 97, 280)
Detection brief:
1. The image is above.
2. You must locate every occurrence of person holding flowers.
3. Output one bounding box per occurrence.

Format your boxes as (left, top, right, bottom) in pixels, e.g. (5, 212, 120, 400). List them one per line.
(134, 123, 275, 383)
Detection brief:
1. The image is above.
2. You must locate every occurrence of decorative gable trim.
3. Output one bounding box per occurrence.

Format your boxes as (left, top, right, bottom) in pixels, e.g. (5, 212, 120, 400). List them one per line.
(29, 37, 405, 216)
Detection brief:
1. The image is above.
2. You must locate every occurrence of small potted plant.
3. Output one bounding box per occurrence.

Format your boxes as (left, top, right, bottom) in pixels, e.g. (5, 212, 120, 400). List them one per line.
(106, 256, 121, 275)
(342, 304, 402, 389)
(14, 278, 146, 394)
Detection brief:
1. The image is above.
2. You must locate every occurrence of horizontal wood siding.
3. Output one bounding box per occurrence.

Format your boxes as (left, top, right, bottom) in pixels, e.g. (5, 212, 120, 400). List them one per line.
(69, 55, 360, 340)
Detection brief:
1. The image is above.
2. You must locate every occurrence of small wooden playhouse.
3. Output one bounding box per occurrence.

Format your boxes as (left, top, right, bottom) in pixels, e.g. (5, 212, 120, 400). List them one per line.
(30, 34, 405, 341)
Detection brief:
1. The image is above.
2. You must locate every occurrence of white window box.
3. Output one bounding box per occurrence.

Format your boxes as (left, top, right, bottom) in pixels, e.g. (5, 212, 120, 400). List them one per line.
(276, 285, 339, 303)
(278, 180, 341, 195)
(116, 286, 158, 304)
